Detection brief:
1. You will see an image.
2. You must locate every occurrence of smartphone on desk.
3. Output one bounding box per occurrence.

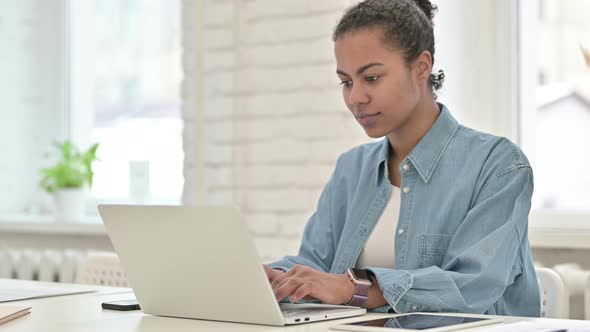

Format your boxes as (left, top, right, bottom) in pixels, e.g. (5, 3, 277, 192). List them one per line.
(101, 299, 141, 311)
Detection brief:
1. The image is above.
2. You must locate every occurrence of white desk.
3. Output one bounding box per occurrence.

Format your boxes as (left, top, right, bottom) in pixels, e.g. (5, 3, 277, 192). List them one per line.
(3, 279, 590, 332)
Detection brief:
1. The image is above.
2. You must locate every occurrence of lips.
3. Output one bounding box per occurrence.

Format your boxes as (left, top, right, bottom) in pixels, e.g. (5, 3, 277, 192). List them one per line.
(356, 112, 380, 126)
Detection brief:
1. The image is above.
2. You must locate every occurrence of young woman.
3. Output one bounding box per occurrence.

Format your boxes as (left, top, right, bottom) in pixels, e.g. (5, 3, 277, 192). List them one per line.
(264, 0, 540, 317)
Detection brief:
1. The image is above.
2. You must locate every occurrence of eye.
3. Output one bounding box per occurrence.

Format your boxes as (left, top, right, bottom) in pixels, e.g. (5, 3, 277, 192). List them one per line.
(365, 75, 379, 83)
(339, 80, 352, 88)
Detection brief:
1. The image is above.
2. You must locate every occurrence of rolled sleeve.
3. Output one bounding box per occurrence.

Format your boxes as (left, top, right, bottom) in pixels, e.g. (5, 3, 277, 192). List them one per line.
(365, 268, 413, 313)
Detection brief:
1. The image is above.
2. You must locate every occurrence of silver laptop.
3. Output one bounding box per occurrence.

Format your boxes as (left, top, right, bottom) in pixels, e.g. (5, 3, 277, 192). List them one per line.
(98, 205, 366, 326)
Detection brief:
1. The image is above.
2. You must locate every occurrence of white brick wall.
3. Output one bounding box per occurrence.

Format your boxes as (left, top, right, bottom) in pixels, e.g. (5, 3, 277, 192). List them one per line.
(182, 0, 367, 262)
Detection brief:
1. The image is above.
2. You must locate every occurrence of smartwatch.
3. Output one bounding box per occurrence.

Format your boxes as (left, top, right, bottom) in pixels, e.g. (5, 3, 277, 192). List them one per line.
(346, 268, 372, 308)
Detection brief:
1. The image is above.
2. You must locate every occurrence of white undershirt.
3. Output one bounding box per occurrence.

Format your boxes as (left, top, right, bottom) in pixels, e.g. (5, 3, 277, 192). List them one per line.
(355, 185, 400, 269)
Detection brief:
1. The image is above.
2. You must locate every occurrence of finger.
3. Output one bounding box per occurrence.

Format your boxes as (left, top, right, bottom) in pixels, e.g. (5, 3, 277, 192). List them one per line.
(271, 265, 301, 289)
(262, 265, 273, 280)
(290, 281, 313, 303)
(272, 269, 285, 282)
(274, 277, 303, 302)
(272, 265, 321, 296)
(272, 273, 298, 294)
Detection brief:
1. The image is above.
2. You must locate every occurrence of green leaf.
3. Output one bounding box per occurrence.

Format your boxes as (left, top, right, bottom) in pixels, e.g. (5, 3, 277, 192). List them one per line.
(39, 141, 100, 193)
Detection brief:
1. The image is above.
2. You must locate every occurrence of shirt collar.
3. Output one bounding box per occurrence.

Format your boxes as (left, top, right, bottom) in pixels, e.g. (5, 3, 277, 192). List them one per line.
(373, 103, 459, 185)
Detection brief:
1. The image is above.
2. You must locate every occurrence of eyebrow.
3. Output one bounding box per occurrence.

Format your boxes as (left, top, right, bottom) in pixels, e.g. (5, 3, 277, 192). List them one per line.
(336, 62, 385, 76)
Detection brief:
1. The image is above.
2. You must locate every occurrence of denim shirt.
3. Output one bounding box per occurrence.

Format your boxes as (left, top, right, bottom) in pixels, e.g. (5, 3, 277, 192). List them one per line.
(270, 104, 540, 317)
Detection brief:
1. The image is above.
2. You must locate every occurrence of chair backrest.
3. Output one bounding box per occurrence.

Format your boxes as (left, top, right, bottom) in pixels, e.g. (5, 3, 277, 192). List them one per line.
(553, 263, 590, 296)
(75, 251, 129, 287)
(553, 263, 590, 320)
(535, 267, 569, 318)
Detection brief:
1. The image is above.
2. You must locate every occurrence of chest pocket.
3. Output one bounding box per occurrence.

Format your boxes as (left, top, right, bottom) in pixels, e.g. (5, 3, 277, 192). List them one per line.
(419, 234, 452, 268)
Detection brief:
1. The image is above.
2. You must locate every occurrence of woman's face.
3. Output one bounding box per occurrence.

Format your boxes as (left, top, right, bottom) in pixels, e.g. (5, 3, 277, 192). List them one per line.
(335, 28, 425, 138)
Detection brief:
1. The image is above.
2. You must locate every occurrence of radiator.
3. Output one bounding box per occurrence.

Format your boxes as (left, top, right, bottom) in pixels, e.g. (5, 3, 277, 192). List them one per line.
(0, 248, 87, 283)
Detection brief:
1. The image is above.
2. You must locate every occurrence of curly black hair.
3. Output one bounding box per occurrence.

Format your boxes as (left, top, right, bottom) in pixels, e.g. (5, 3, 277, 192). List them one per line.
(333, 0, 445, 98)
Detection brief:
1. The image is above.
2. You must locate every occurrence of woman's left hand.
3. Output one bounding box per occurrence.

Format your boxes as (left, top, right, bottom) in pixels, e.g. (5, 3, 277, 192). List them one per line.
(270, 264, 354, 304)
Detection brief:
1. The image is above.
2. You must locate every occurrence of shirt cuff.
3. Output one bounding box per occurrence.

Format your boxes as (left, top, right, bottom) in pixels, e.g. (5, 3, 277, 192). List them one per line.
(365, 267, 413, 313)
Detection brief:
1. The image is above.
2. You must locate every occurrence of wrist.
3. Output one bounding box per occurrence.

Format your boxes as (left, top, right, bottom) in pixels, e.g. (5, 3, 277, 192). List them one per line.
(342, 273, 356, 304)
(345, 268, 372, 308)
(365, 275, 388, 309)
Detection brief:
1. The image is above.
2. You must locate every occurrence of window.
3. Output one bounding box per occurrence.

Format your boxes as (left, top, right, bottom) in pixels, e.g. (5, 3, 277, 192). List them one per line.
(0, 1, 183, 217)
(519, 0, 590, 212)
(68, 0, 183, 208)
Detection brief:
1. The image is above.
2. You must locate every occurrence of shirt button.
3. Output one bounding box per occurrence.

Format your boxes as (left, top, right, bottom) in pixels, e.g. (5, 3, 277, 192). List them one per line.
(403, 186, 410, 193)
(398, 229, 405, 235)
(403, 164, 410, 171)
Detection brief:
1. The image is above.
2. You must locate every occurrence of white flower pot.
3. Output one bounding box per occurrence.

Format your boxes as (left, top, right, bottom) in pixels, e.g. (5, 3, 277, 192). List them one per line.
(54, 188, 87, 222)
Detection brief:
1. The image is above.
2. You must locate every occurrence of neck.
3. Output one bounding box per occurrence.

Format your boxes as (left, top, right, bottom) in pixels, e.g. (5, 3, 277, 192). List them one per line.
(386, 98, 440, 162)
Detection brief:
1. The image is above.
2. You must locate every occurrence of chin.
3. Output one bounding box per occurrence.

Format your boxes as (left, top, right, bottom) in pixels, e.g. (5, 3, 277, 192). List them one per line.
(363, 127, 388, 139)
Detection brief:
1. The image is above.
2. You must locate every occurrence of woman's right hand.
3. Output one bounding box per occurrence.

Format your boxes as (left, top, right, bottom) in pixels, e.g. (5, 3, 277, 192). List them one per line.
(263, 264, 284, 283)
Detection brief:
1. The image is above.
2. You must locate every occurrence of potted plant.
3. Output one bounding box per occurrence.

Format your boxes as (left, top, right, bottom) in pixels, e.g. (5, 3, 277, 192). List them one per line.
(39, 141, 99, 222)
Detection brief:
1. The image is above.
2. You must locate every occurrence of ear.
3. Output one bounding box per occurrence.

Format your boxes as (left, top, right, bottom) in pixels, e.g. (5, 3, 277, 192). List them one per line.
(413, 50, 433, 82)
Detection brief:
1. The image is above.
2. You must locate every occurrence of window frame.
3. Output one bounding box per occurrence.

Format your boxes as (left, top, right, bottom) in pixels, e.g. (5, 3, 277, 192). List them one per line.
(66, 0, 95, 148)
(516, 0, 590, 248)
(65, 0, 184, 210)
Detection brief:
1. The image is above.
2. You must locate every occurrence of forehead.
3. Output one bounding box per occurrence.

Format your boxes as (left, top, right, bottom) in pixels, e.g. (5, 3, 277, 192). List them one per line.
(334, 27, 404, 72)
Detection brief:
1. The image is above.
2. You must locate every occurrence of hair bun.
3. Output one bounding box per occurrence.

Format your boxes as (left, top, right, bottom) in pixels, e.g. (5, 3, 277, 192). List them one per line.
(413, 0, 437, 22)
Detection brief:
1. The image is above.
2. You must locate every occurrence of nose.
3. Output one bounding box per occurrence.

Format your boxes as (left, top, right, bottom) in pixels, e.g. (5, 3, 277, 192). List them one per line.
(347, 83, 370, 106)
